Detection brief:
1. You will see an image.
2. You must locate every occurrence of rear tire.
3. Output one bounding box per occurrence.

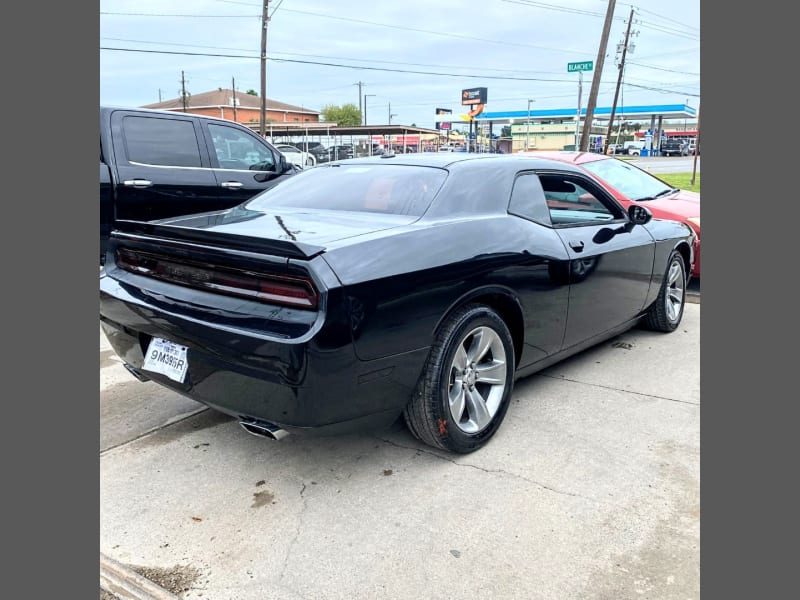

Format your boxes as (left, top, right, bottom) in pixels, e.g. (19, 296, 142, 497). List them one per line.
(643, 250, 686, 332)
(403, 304, 515, 453)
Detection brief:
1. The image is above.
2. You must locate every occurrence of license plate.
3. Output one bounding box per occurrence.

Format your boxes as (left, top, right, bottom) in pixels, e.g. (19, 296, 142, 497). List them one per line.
(142, 337, 189, 383)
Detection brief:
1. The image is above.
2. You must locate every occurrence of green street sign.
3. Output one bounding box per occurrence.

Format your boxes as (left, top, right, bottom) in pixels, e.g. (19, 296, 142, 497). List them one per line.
(567, 61, 593, 73)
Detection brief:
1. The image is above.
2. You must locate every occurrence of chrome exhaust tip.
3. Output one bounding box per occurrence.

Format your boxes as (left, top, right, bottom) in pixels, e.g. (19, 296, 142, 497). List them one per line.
(239, 419, 290, 441)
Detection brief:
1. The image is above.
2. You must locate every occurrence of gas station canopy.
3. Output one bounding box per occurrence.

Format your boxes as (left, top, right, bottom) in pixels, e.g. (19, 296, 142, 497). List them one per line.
(465, 103, 697, 125)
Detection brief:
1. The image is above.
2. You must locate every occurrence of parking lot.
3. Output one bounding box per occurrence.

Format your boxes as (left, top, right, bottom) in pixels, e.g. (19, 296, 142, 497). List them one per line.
(100, 303, 699, 600)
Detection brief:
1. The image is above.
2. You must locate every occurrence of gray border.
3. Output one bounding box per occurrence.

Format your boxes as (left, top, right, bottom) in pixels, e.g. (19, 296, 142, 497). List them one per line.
(5, 1, 99, 597)
(700, 1, 796, 597)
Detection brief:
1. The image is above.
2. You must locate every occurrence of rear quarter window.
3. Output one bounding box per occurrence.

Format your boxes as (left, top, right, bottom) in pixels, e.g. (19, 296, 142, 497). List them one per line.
(244, 164, 448, 217)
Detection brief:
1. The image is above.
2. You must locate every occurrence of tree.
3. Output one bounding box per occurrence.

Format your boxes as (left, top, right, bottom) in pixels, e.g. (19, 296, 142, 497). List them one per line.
(320, 103, 362, 126)
(246, 89, 258, 96)
(501, 125, 512, 137)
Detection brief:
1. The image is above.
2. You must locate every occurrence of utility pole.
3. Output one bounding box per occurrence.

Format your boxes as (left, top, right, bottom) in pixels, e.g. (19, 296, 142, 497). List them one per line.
(232, 76, 238, 122)
(354, 81, 364, 124)
(691, 105, 700, 186)
(259, 0, 270, 137)
(158, 89, 162, 103)
(364, 94, 376, 126)
(180, 71, 188, 112)
(603, 6, 635, 154)
(574, 72, 582, 148)
(526, 98, 534, 150)
(579, 0, 616, 152)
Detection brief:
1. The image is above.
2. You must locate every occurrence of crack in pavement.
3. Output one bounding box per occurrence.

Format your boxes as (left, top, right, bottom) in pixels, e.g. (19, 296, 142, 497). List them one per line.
(279, 482, 309, 582)
(377, 438, 594, 501)
(377, 437, 682, 522)
(541, 374, 700, 406)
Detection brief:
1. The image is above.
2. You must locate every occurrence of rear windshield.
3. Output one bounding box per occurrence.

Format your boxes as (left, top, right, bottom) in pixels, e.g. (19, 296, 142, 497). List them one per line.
(245, 164, 448, 216)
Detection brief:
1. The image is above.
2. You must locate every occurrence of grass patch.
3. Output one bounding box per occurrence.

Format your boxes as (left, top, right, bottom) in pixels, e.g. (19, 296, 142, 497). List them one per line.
(655, 172, 700, 193)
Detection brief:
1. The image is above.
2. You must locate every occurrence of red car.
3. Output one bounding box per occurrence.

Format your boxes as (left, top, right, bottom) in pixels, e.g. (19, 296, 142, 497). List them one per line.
(522, 151, 700, 278)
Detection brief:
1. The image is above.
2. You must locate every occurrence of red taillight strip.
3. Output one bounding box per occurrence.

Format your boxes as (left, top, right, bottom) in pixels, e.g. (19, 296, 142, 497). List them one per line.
(115, 248, 318, 309)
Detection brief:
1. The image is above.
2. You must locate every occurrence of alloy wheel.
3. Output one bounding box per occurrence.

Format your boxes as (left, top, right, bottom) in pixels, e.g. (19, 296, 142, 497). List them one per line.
(447, 326, 508, 434)
(665, 258, 685, 323)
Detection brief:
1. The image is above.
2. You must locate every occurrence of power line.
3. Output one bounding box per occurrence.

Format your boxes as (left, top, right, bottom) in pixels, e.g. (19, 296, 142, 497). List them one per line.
(627, 61, 700, 76)
(635, 46, 699, 60)
(101, 9, 587, 56)
(214, 0, 283, 14)
(99, 46, 580, 82)
(624, 82, 700, 97)
(628, 4, 700, 32)
(637, 21, 699, 41)
(277, 7, 590, 55)
(99, 37, 567, 75)
(104, 50, 691, 101)
(269, 0, 284, 18)
(503, 0, 699, 40)
(100, 11, 259, 18)
(501, 0, 612, 18)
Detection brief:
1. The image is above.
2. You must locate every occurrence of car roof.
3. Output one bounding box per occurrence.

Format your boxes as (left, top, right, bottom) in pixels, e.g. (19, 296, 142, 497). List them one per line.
(99, 105, 240, 125)
(516, 151, 613, 166)
(337, 152, 589, 173)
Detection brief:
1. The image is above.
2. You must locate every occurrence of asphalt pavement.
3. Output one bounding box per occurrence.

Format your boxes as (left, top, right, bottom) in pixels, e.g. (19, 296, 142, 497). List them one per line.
(100, 303, 700, 600)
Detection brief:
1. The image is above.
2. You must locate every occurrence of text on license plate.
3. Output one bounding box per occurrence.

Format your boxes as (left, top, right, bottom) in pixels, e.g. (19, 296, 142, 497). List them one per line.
(142, 337, 189, 383)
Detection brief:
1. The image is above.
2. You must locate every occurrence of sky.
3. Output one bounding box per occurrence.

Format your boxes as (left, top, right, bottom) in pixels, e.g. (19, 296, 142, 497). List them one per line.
(99, 0, 700, 129)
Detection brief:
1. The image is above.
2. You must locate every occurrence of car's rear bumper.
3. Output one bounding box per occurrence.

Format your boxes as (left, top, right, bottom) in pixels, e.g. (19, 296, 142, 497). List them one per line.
(100, 277, 430, 435)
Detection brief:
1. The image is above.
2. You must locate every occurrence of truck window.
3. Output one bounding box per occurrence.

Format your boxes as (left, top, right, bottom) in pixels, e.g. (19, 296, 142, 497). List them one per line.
(122, 116, 203, 167)
(207, 124, 276, 172)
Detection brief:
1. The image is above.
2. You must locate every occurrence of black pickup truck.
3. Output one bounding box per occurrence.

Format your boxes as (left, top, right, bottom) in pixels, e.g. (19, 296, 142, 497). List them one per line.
(100, 106, 298, 263)
(660, 138, 689, 157)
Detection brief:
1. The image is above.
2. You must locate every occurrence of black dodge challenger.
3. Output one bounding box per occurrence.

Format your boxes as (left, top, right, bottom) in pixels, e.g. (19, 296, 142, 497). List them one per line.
(100, 153, 694, 453)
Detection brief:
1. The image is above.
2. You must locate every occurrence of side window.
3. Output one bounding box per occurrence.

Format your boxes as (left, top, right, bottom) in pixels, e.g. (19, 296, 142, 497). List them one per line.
(207, 124, 275, 171)
(508, 173, 552, 226)
(539, 173, 624, 226)
(122, 116, 202, 167)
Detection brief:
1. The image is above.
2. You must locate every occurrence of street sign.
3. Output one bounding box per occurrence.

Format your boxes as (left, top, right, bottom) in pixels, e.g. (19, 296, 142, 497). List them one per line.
(567, 61, 593, 73)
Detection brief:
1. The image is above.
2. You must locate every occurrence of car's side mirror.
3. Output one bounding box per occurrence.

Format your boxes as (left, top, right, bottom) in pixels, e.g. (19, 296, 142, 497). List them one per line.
(592, 227, 616, 244)
(628, 204, 652, 225)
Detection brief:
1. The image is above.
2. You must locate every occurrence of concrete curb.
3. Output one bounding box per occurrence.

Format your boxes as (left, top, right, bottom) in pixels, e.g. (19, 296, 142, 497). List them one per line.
(100, 553, 180, 600)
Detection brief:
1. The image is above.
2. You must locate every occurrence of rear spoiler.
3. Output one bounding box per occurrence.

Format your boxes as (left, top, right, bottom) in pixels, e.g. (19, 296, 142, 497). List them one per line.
(110, 220, 326, 260)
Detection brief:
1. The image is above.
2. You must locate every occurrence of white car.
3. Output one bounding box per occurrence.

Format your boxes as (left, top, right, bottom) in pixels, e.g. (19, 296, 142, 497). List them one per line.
(624, 141, 645, 156)
(275, 144, 316, 168)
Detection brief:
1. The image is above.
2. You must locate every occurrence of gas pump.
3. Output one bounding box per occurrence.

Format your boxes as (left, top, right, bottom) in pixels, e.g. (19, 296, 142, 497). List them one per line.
(642, 130, 653, 157)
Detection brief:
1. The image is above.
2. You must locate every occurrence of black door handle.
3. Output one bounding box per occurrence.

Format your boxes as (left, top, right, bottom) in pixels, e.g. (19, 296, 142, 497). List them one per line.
(569, 240, 585, 252)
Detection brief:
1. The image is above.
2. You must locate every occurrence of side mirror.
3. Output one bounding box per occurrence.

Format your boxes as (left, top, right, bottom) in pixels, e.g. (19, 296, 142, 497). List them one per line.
(592, 227, 616, 244)
(278, 153, 290, 173)
(628, 204, 652, 225)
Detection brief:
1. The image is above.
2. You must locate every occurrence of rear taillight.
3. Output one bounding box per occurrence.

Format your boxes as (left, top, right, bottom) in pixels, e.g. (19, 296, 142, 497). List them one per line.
(116, 248, 318, 309)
